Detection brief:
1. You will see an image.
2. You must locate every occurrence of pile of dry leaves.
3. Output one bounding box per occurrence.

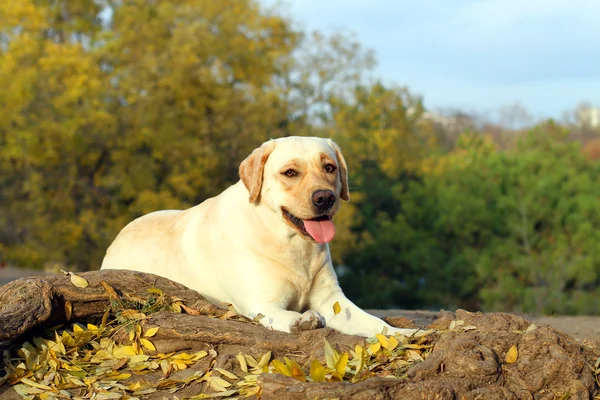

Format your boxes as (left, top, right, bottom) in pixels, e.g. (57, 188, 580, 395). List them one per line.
(1, 272, 438, 399)
(1, 270, 600, 399)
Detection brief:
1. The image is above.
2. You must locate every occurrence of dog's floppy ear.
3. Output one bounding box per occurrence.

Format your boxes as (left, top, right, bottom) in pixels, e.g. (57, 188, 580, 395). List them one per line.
(239, 140, 276, 203)
(329, 140, 350, 201)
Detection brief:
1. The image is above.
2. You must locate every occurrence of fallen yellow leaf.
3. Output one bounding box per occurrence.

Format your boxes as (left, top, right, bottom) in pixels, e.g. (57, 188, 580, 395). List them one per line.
(215, 368, 238, 380)
(87, 323, 98, 331)
(256, 351, 271, 369)
(290, 362, 306, 382)
(376, 334, 389, 348)
(505, 345, 518, 364)
(171, 302, 182, 313)
(369, 342, 381, 354)
(323, 339, 339, 369)
(333, 301, 341, 315)
(407, 350, 424, 361)
(101, 309, 109, 329)
(140, 338, 156, 351)
(171, 360, 188, 371)
(101, 281, 119, 300)
(236, 353, 248, 373)
(335, 352, 348, 377)
(384, 335, 399, 351)
(128, 354, 150, 364)
(310, 359, 326, 382)
(208, 376, 232, 391)
(160, 360, 170, 375)
(156, 379, 178, 389)
(244, 354, 258, 368)
(112, 357, 129, 371)
(147, 287, 164, 296)
(109, 372, 131, 381)
(191, 350, 208, 360)
(271, 359, 291, 376)
(20, 378, 53, 391)
(64, 302, 72, 321)
(144, 327, 159, 337)
(69, 273, 89, 288)
(113, 345, 137, 358)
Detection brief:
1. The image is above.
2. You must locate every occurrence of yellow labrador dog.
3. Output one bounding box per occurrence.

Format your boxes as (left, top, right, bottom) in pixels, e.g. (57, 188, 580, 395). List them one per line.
(101, 136, 419, 337)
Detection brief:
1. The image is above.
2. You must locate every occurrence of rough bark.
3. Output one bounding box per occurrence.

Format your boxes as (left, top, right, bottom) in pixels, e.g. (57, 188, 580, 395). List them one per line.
(0, 271, 599, 399)
(0, 270, 225, 342)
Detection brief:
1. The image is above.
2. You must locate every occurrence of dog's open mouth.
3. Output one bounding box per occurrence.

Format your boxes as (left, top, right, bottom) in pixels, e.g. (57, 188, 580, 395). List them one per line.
(282, 209, 336, 243)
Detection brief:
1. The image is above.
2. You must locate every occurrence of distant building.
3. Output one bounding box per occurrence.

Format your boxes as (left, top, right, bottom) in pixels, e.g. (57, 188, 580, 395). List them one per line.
(407, 107, 465, 131)
(576, 106, 600, 128)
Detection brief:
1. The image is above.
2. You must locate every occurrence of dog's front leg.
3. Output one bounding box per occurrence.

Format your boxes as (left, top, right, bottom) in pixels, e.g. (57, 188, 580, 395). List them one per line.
(246, 303, 325, 334)
(316, 291, 420, 337)
(309, 267, 422, 338)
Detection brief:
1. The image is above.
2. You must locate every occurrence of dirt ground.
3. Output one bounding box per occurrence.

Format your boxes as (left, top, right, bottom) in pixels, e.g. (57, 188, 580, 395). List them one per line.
(0, 266, 52, 287)
(530, 315, 600, 341)
(372, 310, 600, 343)
(372, 308, 600, 342)
(2, 266, 600, 342)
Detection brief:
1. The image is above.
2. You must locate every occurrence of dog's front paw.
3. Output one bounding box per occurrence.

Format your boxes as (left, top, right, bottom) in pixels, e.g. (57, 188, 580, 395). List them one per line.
(290, 310, 325, 333)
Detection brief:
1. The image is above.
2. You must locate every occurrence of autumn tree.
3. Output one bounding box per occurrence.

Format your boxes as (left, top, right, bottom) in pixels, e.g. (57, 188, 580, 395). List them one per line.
(0, 0, 379, 271)
(0, 0, 113, 267)
(0, 0, 299, 269)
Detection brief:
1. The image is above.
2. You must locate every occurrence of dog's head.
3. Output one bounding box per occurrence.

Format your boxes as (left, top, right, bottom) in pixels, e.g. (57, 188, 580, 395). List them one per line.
(239, 137, 349, 243)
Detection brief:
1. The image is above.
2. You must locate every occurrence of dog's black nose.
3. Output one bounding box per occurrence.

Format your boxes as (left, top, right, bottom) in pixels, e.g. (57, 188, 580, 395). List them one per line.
(312, 190, 336, 212)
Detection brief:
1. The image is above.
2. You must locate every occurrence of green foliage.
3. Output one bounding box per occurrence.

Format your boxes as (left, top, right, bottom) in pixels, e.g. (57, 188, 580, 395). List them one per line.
(473, 125, 600, 314)
(2, 1, 600, 315)
(336, 120, 600, 315)
(416, 124, 600, 314)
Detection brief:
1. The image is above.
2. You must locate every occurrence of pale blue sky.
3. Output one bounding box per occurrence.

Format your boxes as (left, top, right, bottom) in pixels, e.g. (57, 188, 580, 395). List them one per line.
(266, 0, 600, 121)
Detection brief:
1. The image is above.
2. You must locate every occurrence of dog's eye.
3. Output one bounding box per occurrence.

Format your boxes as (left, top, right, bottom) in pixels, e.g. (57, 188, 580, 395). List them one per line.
(325, 164, 336, 174)
(283, 169, 298, 178)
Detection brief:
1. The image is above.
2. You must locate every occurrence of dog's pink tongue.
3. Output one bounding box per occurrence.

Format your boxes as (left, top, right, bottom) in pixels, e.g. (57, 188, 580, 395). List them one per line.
(304, 218, 336, 243)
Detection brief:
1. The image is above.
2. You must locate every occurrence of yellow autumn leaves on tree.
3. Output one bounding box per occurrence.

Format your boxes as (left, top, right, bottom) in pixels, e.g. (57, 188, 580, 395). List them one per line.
(1, 0, 426, 273)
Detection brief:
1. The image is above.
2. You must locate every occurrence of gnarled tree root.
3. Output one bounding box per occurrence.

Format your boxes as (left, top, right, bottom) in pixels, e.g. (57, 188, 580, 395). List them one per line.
(1, 270, 599, 399)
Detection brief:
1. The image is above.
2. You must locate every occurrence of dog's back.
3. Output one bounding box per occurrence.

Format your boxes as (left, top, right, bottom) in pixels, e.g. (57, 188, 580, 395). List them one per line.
(101, 209, 184, 274)
(100, 193, 235, 307)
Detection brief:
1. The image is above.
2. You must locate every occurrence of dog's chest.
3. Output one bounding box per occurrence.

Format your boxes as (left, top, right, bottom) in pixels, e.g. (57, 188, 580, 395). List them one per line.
(283, 279, 313, 312)
(280, 254, 326, 312)
(264, 240, 330, 312)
